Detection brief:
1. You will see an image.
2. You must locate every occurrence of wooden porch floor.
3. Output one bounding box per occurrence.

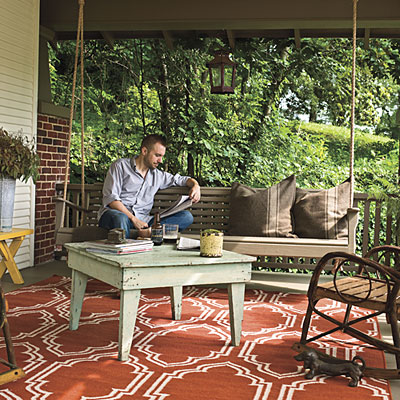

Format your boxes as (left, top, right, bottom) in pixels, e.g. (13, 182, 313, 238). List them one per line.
(2, 262, 399, 395)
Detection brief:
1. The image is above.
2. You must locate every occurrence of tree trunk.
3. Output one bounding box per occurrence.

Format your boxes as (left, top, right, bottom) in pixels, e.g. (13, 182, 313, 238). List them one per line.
(200, 71, 208, 98)
(151, 41, 171, 138)
(187, 153, 194, 177)
(159, 51, 171, 137)
(140, 41, 147, 135)
(240, 64, 250, 96)
(398, 137, 400, 185)
(185, 63, 195, 177)
(260, 46, 289, 123)
(237, 44, 290, 174)
(309, 106, 317, 122)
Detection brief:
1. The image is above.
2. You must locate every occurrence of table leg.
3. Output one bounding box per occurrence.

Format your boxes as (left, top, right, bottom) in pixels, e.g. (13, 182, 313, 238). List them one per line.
(169, 286, 183, 320)
(118, 289, 141, 361)
(69, 269, 88, 330)
(0, 241, 10, 277)
(228, 282, 246, 346)
(0, 238, 25, 284)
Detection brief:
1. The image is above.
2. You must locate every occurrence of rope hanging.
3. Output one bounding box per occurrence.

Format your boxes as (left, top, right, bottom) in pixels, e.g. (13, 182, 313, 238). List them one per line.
(349, 0, 358, 207)
(61, 0, 86, 226)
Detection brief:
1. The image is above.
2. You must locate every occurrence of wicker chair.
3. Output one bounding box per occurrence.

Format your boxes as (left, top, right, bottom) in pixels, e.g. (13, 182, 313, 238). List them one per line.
(295, 245, 400, 380)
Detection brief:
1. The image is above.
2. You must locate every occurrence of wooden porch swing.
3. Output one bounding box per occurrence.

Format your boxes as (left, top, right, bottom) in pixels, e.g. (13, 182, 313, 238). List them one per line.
(293, 0, 400, 381)
(54, 0, 359, 258)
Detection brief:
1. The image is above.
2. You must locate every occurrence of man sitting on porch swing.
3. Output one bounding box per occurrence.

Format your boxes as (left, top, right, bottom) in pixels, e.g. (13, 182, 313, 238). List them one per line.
(98, 134, 201, 238)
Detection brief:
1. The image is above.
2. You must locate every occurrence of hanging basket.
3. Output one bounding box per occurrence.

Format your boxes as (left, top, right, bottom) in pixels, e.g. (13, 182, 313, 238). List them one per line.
(0, 177, 16, 232)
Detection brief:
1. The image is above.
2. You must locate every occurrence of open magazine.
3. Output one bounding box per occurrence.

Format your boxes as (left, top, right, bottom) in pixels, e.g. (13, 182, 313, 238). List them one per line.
(176, 236, 200, 250)
(159, 195, 193, 219)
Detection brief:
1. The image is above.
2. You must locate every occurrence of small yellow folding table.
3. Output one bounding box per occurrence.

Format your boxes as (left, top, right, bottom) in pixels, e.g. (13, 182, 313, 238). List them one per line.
(0, 228, 33, 284)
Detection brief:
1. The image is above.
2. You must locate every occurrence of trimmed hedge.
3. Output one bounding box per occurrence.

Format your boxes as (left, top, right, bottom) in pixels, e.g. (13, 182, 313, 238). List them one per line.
(288, 121, 394, 161)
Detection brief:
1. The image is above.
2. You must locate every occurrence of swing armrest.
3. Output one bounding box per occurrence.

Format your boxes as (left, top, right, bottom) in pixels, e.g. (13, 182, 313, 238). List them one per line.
(53, 196, 90, 213)
(54, 196, 92, 232)
(346, 207, 359, 254)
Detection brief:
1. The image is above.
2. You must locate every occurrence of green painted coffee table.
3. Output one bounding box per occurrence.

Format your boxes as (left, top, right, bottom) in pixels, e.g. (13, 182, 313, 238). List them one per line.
(65, 243, 255, 361)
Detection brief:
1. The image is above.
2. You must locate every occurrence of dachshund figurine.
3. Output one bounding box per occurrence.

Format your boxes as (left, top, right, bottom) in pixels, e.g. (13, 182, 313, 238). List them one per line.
(294, 348, 365, 387)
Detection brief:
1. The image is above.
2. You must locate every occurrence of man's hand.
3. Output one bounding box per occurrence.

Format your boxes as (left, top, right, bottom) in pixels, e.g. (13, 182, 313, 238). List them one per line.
(108, 200, 149, 229)
(130, 216, 149, 230)
(187, 178, 201, 204)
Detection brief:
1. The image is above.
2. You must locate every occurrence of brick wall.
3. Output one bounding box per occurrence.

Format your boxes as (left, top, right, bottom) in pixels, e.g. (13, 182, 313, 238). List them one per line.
(35, 114, 69, 264)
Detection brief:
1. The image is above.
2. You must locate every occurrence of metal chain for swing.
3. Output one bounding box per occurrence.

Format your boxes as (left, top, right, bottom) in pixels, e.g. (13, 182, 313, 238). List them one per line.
(61, 0, 86, 226)
(349, 0, 358, 207)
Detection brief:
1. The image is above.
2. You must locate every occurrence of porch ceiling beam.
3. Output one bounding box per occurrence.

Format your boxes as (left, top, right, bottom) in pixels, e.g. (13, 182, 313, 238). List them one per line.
(294, 28, 301, 49)
(42, 19, 400, 34)
(50, 29, 400, 42)
(100, 31, 115, 47)
(162, 30, 174, 49)
(40, 0, 400, 40)
(364, 27, 370, 49)
(226, 30, 235, 49)
(40, 25, 57, 49)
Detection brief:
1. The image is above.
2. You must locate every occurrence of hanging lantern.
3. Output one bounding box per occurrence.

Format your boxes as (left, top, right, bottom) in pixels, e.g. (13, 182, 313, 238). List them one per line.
(206, 50, 236, 94)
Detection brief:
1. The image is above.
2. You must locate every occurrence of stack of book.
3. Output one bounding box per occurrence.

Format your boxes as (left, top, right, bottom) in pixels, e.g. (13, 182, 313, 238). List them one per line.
(84, 239, 153, 255)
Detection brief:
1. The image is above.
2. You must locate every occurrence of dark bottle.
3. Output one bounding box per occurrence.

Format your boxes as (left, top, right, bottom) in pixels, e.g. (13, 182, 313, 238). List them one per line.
(151, 212, 163, 246)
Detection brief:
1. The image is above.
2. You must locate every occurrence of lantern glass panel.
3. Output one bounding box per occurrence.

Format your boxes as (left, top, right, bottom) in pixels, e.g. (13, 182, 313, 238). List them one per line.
(224, 65, 234, 87)
(211, 66, 222, 87)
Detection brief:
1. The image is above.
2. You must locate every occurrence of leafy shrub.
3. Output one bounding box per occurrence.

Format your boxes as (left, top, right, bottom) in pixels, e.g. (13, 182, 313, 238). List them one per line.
(293, 121, 394, 161)
(0, 127, 40, 183)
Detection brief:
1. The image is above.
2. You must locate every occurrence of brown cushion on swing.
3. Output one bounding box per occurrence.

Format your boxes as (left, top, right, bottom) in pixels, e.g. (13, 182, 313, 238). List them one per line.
(227, 175, 297, 237)
(292, 179, 351, 239)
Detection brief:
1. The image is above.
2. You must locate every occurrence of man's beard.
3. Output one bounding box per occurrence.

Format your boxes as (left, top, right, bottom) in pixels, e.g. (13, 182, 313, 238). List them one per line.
(144, 154, 158, 170)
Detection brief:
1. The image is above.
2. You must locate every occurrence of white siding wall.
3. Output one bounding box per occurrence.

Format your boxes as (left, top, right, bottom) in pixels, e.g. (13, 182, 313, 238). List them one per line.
(0, 0, 39, 268)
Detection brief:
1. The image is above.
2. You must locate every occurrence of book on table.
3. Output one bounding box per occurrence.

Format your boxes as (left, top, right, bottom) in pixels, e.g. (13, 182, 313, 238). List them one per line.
(86, 246, 153, 255)
(159, 195, 192, 219)
(85, 238, 151, 249)
(84, 238, 153, 255)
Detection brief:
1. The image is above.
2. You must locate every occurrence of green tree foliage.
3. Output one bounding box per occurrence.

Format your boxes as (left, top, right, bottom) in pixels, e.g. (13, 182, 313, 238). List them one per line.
(280, 38, 397, 127)
(49, 37, 400, 196)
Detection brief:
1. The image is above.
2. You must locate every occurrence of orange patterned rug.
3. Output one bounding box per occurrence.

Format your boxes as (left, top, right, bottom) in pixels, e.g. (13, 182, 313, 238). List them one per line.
(0, 276, 392, 399)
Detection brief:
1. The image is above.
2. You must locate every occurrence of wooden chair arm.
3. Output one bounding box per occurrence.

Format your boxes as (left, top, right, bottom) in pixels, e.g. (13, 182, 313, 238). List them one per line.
(364, 245, 400, 265)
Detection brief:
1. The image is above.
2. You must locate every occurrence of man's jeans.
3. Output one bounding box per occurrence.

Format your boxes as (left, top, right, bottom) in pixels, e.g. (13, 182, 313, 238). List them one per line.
(98, 209, 194, 238)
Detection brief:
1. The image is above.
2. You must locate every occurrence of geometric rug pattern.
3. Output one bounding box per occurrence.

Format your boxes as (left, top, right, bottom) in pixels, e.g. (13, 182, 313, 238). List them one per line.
(0, 275, 392, 399)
